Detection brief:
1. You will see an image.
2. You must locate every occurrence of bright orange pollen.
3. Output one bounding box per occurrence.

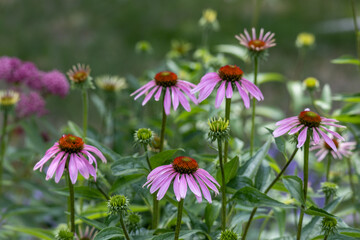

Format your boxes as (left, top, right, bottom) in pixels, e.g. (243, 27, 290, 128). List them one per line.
(218, 65, 243, 82)
(172, 156, 199, 174)
(58, 134, 84, 153)
(298, 110, 321, 128)
(248, 40, 266, 48)
(154, 71, 178, 87)
(324, 139, 339, 150)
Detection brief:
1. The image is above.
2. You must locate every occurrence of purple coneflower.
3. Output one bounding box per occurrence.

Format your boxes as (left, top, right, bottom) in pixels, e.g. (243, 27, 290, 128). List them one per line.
(273, 108, 345, 150)
(143, 156, 219, 203)
(33, 134, 106, 184)
(130, 71, 197, 115)
(310, 138, 356, 161)
(235, 28, 276, 52)
(191, 65, 263, 108)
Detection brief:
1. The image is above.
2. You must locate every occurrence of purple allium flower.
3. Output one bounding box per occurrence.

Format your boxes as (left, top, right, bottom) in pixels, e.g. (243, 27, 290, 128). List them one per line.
(0, 56, 22, 82)
(273, 108, 345, 150)
(235, 28, 276, 52)
(310, 138, 356, 161)
(13, 62, 41, 87)
(33, 134, 106, 184)
(143, 156, 219, 203)
(131, 71, 197, 115)
(16, 91, 47, 118)
(191, 65, 263, 108)
(42, 70, 70, 97)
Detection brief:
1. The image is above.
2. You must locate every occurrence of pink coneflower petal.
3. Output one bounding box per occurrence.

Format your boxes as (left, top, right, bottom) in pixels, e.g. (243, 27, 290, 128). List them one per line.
(320, 127, 345, 141)
(142, 86, 159, 106)
(215, 81, 226, 108)
(235, 81, 250, 108)
(320, 118, 339, 123)
(198, 82, 218, 103)
(81, 156, 96, 180)
(186, 174, 201, 197)
(194, 172, 219, 195)
(176, 89, 191, 112)
(318, 131, 337, 152)
(317, 149, 328, 162)
(259, 28, 264, 40)
(45, 152, 65, 180)
(171, 86, 179, 110)
(179, 174, 188, 199)
(312, 128, 320, 144)
(154, 86, 163, 101)
(289, 125, 303, 135)
(147, 165, 172, 181)
(173, 173, 181, 201)
(157, 172, 177, 200)
(130, 80, 155, 97)
(194, 174, 212, 203)
(273, 123, 300, 137)
(133, 82, 156, 100)
(275, 116, 298, 126)
(164, 87, 171, 115)
(81, 150, 97, 167)
(69, 154, 78, 184)
(149, 170, 174, 193)
(34, 146, 60, 171)
(83, 145, 107, 163)
(176, 84, 198, 104)
(322, 123, 345, 128)
(297, 127, 308, 148)
(55, 153, 68, 183)
(244, 29, 251, 41)
(76, 154, 90, 179)
(197, 169, 220, 187)
(241, 79, 263, 100)
(226, 82, 233, 98)
(195, 194, 202, 203)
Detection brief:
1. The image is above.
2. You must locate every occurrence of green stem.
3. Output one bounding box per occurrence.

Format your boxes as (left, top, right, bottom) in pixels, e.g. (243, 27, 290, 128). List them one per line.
(326, 155, 332, 182)
(159, 96, 167, 152)
(251, 0, 261, 27)
(224, 98, 231, 164)
(152, 195, 159, 229)
(144, 145, 152, 170)
(350, 0, 360, 62)
(296, 133, 310, 240)
(66, 166, 75, 233)
(257, 210, 273, 240)
(120, 213, 131, 240)
(250, 57, 259, 157)
(0, 110, 9, 193)
(242, 147, 298, 239)
(82, 89, 88, 140)
(324, 235, 328, 240)
(218, 139, 226, 231)
(346, 157, 357, 226)
(174, 199, 184, 240)
(95, 182, 110, 200)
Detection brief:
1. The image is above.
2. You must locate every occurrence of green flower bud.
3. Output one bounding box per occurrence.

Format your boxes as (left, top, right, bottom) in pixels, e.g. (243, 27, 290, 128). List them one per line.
(219, 229, 239, 240)
(134, 128, 154, 146)
(303, 77, 319, 91)
(199, 9, 219, 31)
(321, 182, 338, 200)
(55, 228, 74, 240)
(127, 212, 141, 233)
(135, 41, 153, 54)
(296, 32, 315, 48)
(321, 216, 337, 237)
(208, 117, 230, 142)
(108, 195, 129, 215)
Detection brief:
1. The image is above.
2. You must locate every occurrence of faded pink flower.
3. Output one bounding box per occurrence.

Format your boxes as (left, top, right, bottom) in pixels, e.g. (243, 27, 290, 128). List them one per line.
(33, 134, 106, 184)
(273, 108, 345, 150)
(310, 138, 356, 161)
(131, 71, 197, 115)
(143, 156, 219, 203)
(235, 28, 276, 52)
(191, 65, 263, 108)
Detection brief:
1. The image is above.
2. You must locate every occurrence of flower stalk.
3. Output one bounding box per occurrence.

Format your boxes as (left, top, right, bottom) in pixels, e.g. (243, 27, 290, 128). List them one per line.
(82, 89, 88, 140)
(250, 56, 259, 156)
(326, 155, 332, 182)
(0, 110, 8, 193)
(66, 164, 75, 233)
(223, 98, 231, 163)
(120, 213, 131, 240)
(174, 199, 184, 240)
(218, 139, 227, 231)
(346, 157, 357, 226)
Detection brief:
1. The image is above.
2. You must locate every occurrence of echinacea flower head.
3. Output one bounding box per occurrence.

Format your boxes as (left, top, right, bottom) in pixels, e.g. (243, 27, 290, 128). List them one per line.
(208, 117, 230, 142)
(143, 156, 220, 203)
(235, 28, 275, 57)
(192, 65, 264, 108)
(321, 182, 338, 200)
(273, 108, 345, 150)
(321, 216, 337, 237)
(296, 32, 315, 48)
(95, 75, 127, 92)
(67, 63, 93, 89)
(219, 229, 239, 240)
(130, 71, 197, 115)
(0, 90, 20, 111)
(303, 77, 319, 91)
(33, 134, 106, 184)
(108, 195, 129, 215)
(76, 226, 97, 240)
(134, 128, 154, 146)
(310, 138, 355, 162)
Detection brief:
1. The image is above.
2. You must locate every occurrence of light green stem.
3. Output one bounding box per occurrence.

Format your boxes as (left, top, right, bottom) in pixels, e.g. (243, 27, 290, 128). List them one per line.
(66, 166, 75, 233)
(0, 110, 8, 193)
(347, 157, 357, 226)
(351, 0, 360, 63)
(174, 199, 184, 240)
(224, 98, 231, 164)
(120, 213, 131, 240)
(82, 89, 88, 140)
(218, 139, 226, 231)
(296, 133, 310, 240)
(250, 57, 259, 157)
(326, 154, 332, 183)
(144, 145, 152, 171)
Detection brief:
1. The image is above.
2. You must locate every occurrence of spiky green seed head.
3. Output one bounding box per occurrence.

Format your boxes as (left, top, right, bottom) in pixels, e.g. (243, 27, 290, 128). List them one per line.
(134, 128, 154, 146)
(55, 228, 74, 240)
(208, 117, 230, 142)
(108, 195, 129, 215)
(321, 182, 338, 199)
(219, 229, 239, 240)
(321, 216, 337, 236)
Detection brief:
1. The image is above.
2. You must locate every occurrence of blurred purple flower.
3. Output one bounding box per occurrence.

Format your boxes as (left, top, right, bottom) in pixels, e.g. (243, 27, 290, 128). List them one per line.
(0, 56, 22, 82)
(16, 91, 47, 118)
(12, 62, 41, 88)
(41, 70, 70, 97)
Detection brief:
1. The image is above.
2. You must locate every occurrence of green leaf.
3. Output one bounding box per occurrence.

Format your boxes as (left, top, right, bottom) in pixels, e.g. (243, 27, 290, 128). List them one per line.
(257, 72, 285, 85)
(334, 115, 360, 124)
(238, 139, 271, 180)
(331, 55, 360, 65)
(53, 186, 106, 200)
(67, 121, 83, 137)
(110, 174, 144, 193)
(152, 230, 209, 240)
(205, 201, 221, 230)
(216, 156, 239, 184)
(227, 175, 253, 193)
(333, 93, 360, 103)
(215, 44, 248, 61)
(232, 186, 292, 208)
(3, 225, 54, 240)
(86, 137, 122, 162)
(255, 164, 272, 192)
(149, 148, 184, 169)
(94, 227, 123, 240)
(282, 176, 305, 204)
(76, 215, 107, 230)
(338, 227, 360, 238)
(304, 206, 335, 217)
(175, 107, 206, 123)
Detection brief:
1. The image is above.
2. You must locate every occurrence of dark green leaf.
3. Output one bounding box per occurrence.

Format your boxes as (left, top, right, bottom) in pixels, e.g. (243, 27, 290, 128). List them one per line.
(205, 201, 221, 230)
(3, 225, 54, 240)
(283, 176, 305, 204)
(255, 164, 272, 192)
(334, 115, 360, 124)
(94, 227, 123, 240)
(149, 148, 184, 169)
(216, 156, 239, 184)
(338, 227, 360, 238)
(53, 186, 106, 200)
(304, 206, 335, 217)
(227, 175, 253, 193)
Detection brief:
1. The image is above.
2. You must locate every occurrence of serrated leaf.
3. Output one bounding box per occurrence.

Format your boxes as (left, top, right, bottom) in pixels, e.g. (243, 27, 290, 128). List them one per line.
(216, 156, 239, 185)
(149, 148, 184, 169)
(283, 176, 305, 204)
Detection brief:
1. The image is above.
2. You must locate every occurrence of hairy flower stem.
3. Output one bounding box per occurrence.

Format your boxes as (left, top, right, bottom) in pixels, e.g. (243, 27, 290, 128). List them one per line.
(0, 110, 8, 193)
(250, 57, 259, 157)
(346, 157, 357, 226)
(218, 139, 227, 231)
(159, 98, 167, 152)
(82, 89, 88, 140)
(296, 134, 310, 240)
(66, 166, 75, 233)
(223, 98, 231, 164)
(120, 213, 131, 240)
(242, 147, 299, 239)
(174, 199, 184, 240)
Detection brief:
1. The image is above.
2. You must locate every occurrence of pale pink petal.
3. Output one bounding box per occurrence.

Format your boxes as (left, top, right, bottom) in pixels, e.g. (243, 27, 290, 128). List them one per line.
(273, 123, 299, 137)
(194, 172, 219, 195)
(142, 86, 159, 106)
(235, 81, 250, 108)
(76, 154, 90, 179)
(34, 146, 60, 171)
(319, 131, 337, 152)
(171, 86, 179, 110)
(252, 28, 256, 39)
(226, 82, 233, 99)
(154, 86, 163, 101)
(194, 174, 212, 203)
(173, 173, 181, 201)
(150, 170, 174, 194)
(198, 82, 219, 103)
(164, 87, 171, 115)
(83, 145, 106, 163)
(157, 172, 177, 200)
(312, 128, 320, 144)
(297, 127, 308, 148)
(186, 174, 201, 197)
(289, 125, 304, 135)
(55, 153, 68, 183)
(320, 127, 345, 141)
(241, 79, 263, 101)
(131, 80, 156, 97)
(244, 29, 251, 41)
(215, 81, 226, 108)
(195, 194, 202, 203)
(176, 84, 198, 104)
(320, 118, 339, 123)
(275, 116, 298, 126)
(259, 28, 264, 40)
(69, 154, 78, 184)
(196, 169, 220, 187)
(179, 174, 188, 199)
(176, 88, 191, 112)
(133, 82, 156, 100)
(46, 152, 65, 180)
(147, 165, 173, 181)
(81, 150, 97, 167)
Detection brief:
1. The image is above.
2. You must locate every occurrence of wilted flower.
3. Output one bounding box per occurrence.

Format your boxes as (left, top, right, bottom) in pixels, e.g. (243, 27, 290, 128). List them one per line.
(42, 70, 70, 97)
(108, 195, 129, 215)
(321, 216, 337, 237)
(296, 32, 315, 48)
(303, 77, 319, 91)
(208, 117, 230, 142)
(310, 138, 355, 161)
(219, 229, 239, 240)
(33, 134, 106, 184)
(0, 90, 20, 111)
(321, 182, 338, 200)
(192, 65, 263, 108)
(95, 75, 127, 92)
(273, 108, 345, 149)
(16, 91, 46, 118)
(235, 28, 275, 55)
(143, 156, 220, 203)
(134, 128, 154, 146)
(131, 71, 197, 115)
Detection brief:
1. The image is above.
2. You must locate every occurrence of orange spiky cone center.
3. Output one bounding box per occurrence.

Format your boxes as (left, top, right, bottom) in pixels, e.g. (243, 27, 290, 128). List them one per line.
(218, 65, 243, 82)
(172, 156, 199, 174)
(248, 39, 266, 48)
(298, 110, 321, 128)
(59, 134, 84, 153)
(154, 71, 178, 87)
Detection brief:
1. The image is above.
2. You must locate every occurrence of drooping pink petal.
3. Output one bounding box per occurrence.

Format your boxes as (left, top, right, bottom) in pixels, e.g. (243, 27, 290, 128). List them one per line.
(81, 150, 97, 167)
(171, 86, 179, 110)
(34, 146, 60, 171)
(195, 194, 202, 203)
(176, 88, 191, 112)
(69, 153, 79, 184)
(55, 153, 68, 183)
(196, 169, 220, 187)
(142, 86, 159, 106)
(131, 80, 156, 97)
(83, 145, 106, 163)
(194, 174, 212, 203)
(154, 86, 163, 101)
(318, 130, 337, 152)
(45, 152, 65, 180)
(150, 170, 174, 194)
(317, 149, 329, 162)
(235, 81, 250, 108)
(320, 118, 339, 123)
(226, 82, 233, 98)
(197, 82, 219, 103)
(215, 81, 226, 108)
(176, 84, 198, 104)
(133, 82, 156, 100)
(312, 128, 320, 144)
(179, 174, 188, 199)
(173, 173, 181, 201)
(288, 125, 303, 135)
(164, 87, 171, 115)
(147, 165, 173, 181)
(76, 154, 90, 179)
(157, 172, 177, 200)
(320, 126, 345, 141)
(275, 116, 299, 126)
(81, 156, 97, 180)
(241, 79, 264, 100)
(273, 122, 299, 137)
(186, 174, 201, 197)
(194, 172, 219, 195)
(297, 127, 308, 148)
